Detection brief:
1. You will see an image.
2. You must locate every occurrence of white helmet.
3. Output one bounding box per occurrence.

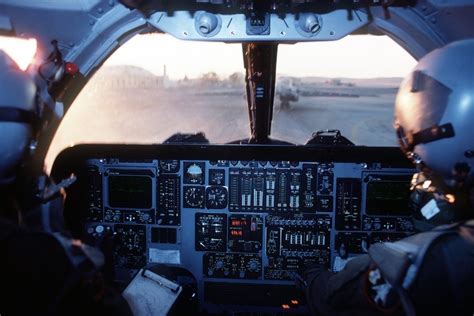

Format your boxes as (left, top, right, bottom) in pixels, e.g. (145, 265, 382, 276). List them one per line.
(394, 39, 474, 186)
(0, 50, 37, 184)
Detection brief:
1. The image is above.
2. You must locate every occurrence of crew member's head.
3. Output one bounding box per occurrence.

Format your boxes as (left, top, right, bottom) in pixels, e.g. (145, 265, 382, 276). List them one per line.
(394, 40, 474, 227)
(0, 50, 37, 220)
(0, 50, 36, 185)
(395, 39, 474, 187)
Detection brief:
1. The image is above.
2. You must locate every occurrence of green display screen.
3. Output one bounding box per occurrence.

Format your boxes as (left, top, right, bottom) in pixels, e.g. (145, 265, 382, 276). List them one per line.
(108, 175, 152, 209)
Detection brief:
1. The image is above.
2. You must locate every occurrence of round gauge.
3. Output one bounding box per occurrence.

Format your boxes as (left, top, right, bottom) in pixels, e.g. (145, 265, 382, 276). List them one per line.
(159, 160, 180, 173)
(246, 258, 262, 273)
(209, 169, 225, 185)
(183, 186, 205, 208)
(187, 164, 202, 177)
(290, 161, 299, 167)
(184, 162, 205, 184)
(206, 186, 228, 209)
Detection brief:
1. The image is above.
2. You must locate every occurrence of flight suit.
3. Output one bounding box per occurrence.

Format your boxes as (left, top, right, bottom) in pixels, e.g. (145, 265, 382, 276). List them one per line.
(0, 218, 132, 316)
(303, 221, 474, 316)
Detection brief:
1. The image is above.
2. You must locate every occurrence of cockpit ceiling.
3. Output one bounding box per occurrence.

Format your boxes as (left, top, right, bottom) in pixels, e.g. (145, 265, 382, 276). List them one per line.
(1, 0, 474, 76)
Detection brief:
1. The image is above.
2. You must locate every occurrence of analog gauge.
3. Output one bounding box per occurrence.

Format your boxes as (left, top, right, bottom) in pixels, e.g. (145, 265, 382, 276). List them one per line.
(195, 213, 227, 252)
(159, 160, 180, 173)
(246, 258, 262, 273)
(206, 186, 228, 209)
(209, 169, 226, 185)
(290, 161, 299, 167)
(184, 162, 205, 184)
(217, 160, 229, 167)
(183, 186, 205, 208)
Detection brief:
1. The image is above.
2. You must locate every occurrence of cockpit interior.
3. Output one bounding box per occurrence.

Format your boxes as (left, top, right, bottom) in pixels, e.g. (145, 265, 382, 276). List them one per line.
(1, 0, 474, 314)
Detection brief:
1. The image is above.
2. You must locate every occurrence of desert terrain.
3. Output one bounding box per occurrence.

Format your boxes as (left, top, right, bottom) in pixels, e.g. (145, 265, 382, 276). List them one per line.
(45, 66, 401, 170)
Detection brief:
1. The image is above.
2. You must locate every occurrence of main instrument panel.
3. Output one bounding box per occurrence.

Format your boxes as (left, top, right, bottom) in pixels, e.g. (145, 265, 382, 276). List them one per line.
(54, 144, 416, 314)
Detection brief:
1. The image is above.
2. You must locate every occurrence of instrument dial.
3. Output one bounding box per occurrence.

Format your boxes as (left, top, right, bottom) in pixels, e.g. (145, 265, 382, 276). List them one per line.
(183, 186, 205, 208)
(184, 162, 205, 184)
(209, 169, 226, 185)
(159, 160, 180, 173)
(246, 258, 262, 273)
(206, 186, 228, 209)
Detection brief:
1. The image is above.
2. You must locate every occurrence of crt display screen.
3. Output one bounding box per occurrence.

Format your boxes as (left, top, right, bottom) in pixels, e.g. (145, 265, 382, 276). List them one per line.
(108, 175, 152, 209)
(365, 178, 411, 216)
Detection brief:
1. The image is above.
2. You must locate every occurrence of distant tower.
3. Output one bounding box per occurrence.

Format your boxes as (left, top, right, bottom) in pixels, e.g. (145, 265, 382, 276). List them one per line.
(163, 64, 169, 89)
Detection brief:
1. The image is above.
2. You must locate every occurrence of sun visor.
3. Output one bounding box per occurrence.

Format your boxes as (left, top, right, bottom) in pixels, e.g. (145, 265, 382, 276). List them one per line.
(398, 70, 452, 133)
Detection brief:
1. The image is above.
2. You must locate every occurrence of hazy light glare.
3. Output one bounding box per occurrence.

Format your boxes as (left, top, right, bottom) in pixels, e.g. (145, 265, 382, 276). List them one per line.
(0, 35, 37, 70)
(459, 93, 472, 114)
(105, 33, 417, 79)
(47, 33, 411, 169)
(106, 34, 244, 80)
(278, 36, 417, 78)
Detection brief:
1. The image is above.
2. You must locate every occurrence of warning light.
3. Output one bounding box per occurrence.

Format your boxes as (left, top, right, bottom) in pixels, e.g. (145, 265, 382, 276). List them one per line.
(291, 300, 299, 305)
(281, 304, 290, 309)
(65, 62, 79, 75)
(230, 230, 243, 236)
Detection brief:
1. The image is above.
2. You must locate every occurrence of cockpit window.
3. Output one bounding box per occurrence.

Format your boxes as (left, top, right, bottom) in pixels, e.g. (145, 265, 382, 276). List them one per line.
(47, 34, 248, 169)
(0, 35, 37, 70)
(273, 36, 416, 145)
(46, 33, 415, 169)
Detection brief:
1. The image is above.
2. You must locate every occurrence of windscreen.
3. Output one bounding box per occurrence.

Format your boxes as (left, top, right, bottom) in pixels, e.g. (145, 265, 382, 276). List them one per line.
(46, 33, 416, 170)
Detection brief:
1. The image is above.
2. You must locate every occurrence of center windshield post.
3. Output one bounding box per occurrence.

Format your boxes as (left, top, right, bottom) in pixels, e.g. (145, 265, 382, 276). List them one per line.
(242, 42, 278, 144)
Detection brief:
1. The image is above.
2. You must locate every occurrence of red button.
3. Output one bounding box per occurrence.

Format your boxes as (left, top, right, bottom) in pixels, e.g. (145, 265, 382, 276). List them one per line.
(65, 62, 79, 75)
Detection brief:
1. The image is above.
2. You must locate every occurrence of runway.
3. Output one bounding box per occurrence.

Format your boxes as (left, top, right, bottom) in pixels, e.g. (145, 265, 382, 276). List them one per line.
(46, 86, 398, 171)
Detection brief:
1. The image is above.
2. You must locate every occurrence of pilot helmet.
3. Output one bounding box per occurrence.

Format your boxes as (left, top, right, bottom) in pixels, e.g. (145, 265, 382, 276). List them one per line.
(394, 39, 474, 188)
(0, 50, 37, 185)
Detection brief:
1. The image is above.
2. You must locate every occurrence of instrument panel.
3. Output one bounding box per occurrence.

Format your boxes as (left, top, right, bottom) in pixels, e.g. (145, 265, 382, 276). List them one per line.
(54, 144, 416, 314)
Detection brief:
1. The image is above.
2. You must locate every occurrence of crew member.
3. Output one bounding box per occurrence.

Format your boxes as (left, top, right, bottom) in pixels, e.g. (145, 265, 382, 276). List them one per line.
(0, 50, 132, 316)
(301, 39, 474, 316)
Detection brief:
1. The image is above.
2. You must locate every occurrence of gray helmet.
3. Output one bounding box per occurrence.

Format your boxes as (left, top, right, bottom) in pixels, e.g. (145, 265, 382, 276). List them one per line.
(394, 39, 474, 186)
(0, 50, 37, 184)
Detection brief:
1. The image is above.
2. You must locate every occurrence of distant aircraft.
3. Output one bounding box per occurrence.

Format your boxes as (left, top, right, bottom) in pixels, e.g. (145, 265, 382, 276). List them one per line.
(276, 78, 299, 110)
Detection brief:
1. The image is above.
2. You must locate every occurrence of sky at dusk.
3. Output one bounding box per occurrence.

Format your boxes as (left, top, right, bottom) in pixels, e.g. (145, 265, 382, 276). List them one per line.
(104, 33, 416, 79)
(0, 33, 416, 79)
